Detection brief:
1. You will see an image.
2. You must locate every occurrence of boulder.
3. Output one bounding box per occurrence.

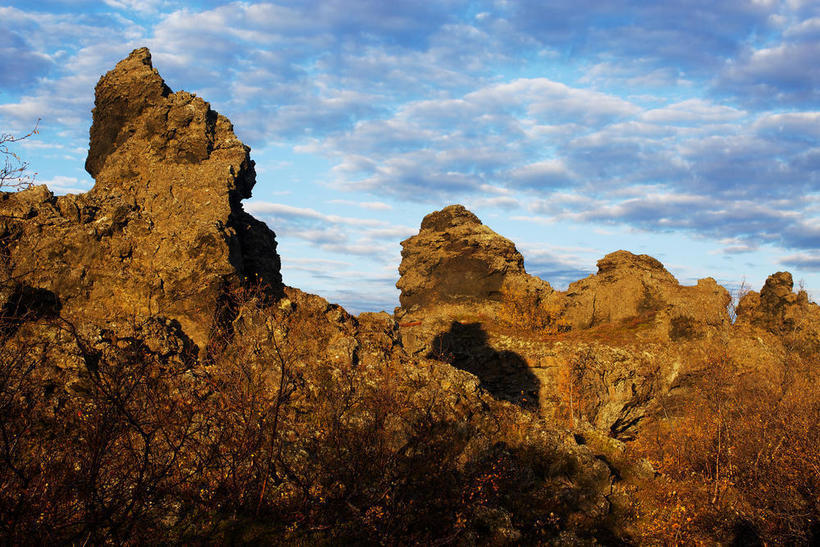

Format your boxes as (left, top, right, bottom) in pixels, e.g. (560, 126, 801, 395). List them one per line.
(394, 205, 558, 408)
(736, 272, 820, 348)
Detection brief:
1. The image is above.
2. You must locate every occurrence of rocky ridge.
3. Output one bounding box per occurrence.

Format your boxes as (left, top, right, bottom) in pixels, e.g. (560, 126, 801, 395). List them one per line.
(397, 204, 554, 310)
(563, 250, 731, 336)
(736, 270, 820, 347)
(394, 204, 818, 439)
(0, 49, 627, 543)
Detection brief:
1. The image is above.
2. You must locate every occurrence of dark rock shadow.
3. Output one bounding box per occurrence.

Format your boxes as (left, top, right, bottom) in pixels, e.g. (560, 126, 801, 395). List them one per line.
(428, 321, 539, 411)
(731, 519, 762, 547)
(232, 210, 286, 301)
(1, 284, 62, 336)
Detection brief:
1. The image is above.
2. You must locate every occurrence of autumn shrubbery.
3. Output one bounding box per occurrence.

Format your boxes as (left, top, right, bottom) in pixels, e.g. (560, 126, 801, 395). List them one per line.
(630, 347, 819, 545)
(0, 286, 618, 544)
(0, 315, 207, 543)
(7, 276, 814, 544)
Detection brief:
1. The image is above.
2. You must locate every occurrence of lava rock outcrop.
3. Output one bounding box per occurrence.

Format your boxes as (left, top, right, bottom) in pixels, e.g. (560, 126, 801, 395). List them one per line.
(395, 205, 557, 409)
(563, 249, 731, 339)
(393, 204, 780, 438)
(1, 48, 816, 544)
(396, 204, 554, 311)
(0, 48, 282, 347)
(736, 271, 820, 348)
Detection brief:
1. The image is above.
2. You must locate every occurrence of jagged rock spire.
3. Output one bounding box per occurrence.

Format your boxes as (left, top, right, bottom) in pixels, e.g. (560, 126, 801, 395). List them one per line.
(1, 47, 283, 347)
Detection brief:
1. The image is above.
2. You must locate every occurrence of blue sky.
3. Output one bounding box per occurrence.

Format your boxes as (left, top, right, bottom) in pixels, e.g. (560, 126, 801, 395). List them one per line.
(1, 0, 818, 313)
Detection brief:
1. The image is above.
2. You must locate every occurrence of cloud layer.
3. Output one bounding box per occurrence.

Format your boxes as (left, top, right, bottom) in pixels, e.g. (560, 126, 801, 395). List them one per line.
(2, 0, 818, 310)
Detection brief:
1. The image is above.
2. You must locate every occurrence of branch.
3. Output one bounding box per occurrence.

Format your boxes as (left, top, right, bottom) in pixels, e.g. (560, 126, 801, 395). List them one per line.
(0, 120, 41, 191)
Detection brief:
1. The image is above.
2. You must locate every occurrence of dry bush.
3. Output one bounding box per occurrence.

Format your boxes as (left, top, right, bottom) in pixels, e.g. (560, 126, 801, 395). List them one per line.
(0, 283, 623, 543)
(0, 122, 39, 191)
(0, 318, 204, 543)
(201, 300, 605, 544)
(630, 347, 820, 544)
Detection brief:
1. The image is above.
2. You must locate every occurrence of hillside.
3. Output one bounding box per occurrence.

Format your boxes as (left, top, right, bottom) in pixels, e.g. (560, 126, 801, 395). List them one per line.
(1, 48, 817, 545)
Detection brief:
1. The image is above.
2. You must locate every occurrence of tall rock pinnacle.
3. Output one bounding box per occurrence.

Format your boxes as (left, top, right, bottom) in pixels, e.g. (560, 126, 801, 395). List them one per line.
(0, 48, 282, 347)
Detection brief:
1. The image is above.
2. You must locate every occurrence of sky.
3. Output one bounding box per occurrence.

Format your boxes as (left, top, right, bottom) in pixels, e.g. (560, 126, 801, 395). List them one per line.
(1, 0, 818, 313)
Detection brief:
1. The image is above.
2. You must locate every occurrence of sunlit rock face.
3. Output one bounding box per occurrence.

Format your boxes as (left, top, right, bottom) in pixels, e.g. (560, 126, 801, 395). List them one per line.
(563, 249, 731, 338)
(396, 204, 554, 310)
(736, 271, 820, 348)
(394, 204, 747, 439)
(0, 48, 282, 347)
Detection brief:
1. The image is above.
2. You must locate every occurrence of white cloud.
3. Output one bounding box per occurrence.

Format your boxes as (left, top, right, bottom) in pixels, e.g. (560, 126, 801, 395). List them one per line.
(641, 99, 747, 124)
(755, 112, 820, 140)
(103, 0, 165, 14)
(245, 201, 384, 227)
(465, 195, 521, 210)
(507, 159, 574, 188)
(38, 175, 92, 194)
(328, 199, 393, 210)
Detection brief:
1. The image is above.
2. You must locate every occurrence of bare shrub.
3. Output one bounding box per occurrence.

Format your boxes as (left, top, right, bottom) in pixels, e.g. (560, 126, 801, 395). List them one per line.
(0, 283, 622, 543)
(0, 317, 204, 543)
(1, 122, 39, 191)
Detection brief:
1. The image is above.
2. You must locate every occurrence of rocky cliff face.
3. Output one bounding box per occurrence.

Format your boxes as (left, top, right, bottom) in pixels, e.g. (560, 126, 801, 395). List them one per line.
(1, 48, 816, 545)
(0, 51, 621, 541)
(736, 271, 820, 347)
(0, 48, 282, 348)
(394, 205, 559, 409)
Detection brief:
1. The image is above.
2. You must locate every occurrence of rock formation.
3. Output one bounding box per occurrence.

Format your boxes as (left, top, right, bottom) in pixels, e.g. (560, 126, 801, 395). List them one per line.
(0, 53, 627, 542)
(393, 204, 811, 440)
(0, 48, 282, 348)
(397, 204, 554, 310)
(395, 205, 559, 408)
(736, 271, 820, 349)
(396, 205, 731, 344)
(563, 249, 731, 339)
(1, 49, 817, 546)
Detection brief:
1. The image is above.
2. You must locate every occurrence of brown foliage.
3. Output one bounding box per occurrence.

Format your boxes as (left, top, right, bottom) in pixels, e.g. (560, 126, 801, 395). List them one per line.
(0, 317, 203, 543)
(630, 347, 820, 544)
(0, 285, 619, 544)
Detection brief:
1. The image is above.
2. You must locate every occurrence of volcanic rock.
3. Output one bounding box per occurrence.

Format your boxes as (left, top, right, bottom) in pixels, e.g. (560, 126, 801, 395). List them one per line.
(736, 272, 820, 348)
(394, 205, 558, 408)
(396, 205, 553, 311)
(394, 205, 744, 437)
(222, 284, 618, 540)
(563, 250, 731, 339)
(0, 48, 282, 347)
(396, 204, 553, 311)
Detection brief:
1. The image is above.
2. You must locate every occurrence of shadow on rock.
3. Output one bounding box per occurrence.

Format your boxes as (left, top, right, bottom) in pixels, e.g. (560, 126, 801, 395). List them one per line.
(1, 284, 62, 336)
(428, 321, 539, 411)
